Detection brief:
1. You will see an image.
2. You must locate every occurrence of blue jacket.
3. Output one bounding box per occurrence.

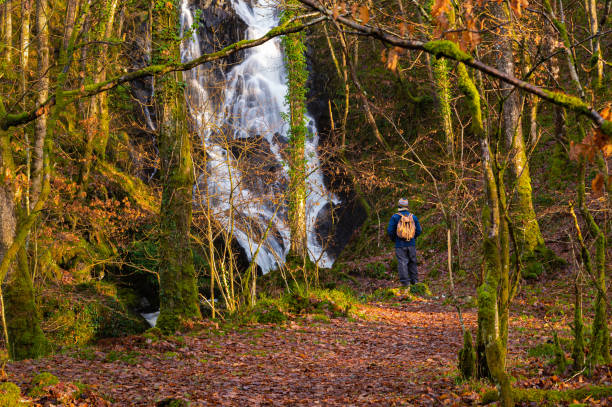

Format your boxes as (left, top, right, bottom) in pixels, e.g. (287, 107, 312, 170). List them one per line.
(387, 210, 422, 248)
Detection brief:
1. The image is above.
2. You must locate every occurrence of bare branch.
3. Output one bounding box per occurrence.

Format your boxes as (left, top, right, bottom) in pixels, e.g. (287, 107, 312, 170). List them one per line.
(0, 15, 324, 131)
(297, 0, 611, 133)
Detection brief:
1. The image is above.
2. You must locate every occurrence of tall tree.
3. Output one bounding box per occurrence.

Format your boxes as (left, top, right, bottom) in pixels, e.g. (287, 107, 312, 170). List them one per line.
(282, 0, 309, 262)
(152, 0, 201, 334)
(30, 0, 48, 207)
(457, 62, 513, 407)
(2, 0, 50, 361)
(491, 3, 545, 258)
(2, 0, 12, 63)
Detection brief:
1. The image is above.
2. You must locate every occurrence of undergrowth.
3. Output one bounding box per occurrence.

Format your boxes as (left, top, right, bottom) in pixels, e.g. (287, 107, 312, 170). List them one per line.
(231, 285, 362, 324)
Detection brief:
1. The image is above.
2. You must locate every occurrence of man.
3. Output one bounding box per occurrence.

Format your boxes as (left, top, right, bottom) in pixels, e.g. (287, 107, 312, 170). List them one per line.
(387, 198, 422, 286)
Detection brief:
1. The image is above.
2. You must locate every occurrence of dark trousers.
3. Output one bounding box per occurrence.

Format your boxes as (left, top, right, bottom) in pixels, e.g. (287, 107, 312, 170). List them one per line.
(395, 246, 418, 286)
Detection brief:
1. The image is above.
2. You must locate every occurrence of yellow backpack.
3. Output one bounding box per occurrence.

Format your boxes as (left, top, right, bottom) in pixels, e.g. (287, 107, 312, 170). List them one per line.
(396, 213, 416, 240)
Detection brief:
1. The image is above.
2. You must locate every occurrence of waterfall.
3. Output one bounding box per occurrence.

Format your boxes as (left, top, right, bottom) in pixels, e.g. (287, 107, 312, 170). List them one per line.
(180, 0, 339, 273)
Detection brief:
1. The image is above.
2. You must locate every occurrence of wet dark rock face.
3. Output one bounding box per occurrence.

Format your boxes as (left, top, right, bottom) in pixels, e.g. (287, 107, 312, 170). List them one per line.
(190, 0, 248, 105)
(304, 33, 367, 261)
(194, 0, 247, 62)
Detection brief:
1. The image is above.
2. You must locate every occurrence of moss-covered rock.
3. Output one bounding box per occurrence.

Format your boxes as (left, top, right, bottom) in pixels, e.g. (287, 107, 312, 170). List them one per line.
(521, 244, 567, 279)
(0, 382, 22, 407)
(252, 299, 288, 324)
(367, 287, 414, 302)
(41, 281, 148, 347)
(522, 260, 544, 280)
(28, 372, 59, 398)
(143, 327, 164, 342)
(97, 161, 158, 213)
(410, 282, 432, 297)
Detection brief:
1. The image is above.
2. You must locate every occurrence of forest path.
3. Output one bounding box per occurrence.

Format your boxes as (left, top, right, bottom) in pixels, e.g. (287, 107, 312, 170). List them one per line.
(9, 298, 479, 406)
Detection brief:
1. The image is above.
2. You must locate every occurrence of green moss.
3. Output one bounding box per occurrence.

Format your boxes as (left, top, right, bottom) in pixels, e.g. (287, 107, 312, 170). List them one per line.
(572, 285, 585, 371)
(311, 314, 331, 323)
(41, 282, 148, 347)
(72, 381, 90, 399)
(97, 161, 158, 213)
(252, 298, 288, 324)
(552, 331, 568, 374)
(409, 282, 432, 297)
(477, 283, 496, 323)
(549, 143, 568, 180)
(4, 253, 50, 360)
(282, 0, 310, 259)
(104, 350, 141, 365)
(363, 261, 391, 279)
(522, 261, 544, 279)
(457, 63, 484, 139)
(542, 90, 590, 115)
(458, 330, 476, 379)
(236, 287, 361, 324)
(528, 342, 556, 358)
(28, 372, 59, 397)
(482, 385, 612, 404)
(423, 40, 472, 62)
(143, 327, 164, 342)
(0, 382, 22, 407)
(600, 120, 612, 137)
(433, 57, 454, 151)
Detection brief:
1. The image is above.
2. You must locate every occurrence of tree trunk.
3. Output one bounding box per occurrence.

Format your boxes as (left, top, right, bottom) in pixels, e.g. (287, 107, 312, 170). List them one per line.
(3, 1, 12, 64)
(153, 0, 201, 334)
(1, 0, 48, 361)
(457, 63, 513, 406)
(492, 2, 544, 257)
(4, 237, 48, 360)
(585, 0, 603, 87)
(576, 160, 610, 365)
(283, 2, 308, 261)
(571, 278, 585, 371)
(433, 57, 454, 157)
(19, 0, 31, 101)
(30, 0, 48, 209)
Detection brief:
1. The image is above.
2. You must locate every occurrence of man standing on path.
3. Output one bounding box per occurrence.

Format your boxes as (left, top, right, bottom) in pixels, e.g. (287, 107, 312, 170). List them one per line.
(387, 198, 422, 287)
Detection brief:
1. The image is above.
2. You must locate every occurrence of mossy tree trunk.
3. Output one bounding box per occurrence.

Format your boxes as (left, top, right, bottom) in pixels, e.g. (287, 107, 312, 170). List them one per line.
(492, 2, 544, 258)
(572, 279, 585, 370)
(30, 0, 48, 210)
(0, 116, 49, 361)
(282, 1, 308, 262)
(3, 246, 48, 359)
(0, 0, 52, 360)
(153, 0, 201, 334)
(433, 57, 454, 158)
(458, 63, 513, 406)
(430, 4, 455, 159)
(585, 0, 603, 88)
(575, 159, 610, 366)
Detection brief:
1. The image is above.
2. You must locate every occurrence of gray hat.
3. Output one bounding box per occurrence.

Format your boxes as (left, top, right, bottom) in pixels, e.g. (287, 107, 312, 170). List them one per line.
(398, 198, 409, 207)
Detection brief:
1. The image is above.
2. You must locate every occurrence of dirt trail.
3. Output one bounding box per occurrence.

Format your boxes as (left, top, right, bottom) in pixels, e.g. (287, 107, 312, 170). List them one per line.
(9, 299, 477, 406)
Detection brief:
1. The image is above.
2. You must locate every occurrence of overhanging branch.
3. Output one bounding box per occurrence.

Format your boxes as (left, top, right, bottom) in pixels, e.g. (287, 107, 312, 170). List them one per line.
(0, 14, 325, 131)
(298, 0, 611, 135)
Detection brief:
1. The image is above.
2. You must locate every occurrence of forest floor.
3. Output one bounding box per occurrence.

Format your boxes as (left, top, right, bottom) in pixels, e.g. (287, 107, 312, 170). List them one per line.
(6, 271, 612, 406)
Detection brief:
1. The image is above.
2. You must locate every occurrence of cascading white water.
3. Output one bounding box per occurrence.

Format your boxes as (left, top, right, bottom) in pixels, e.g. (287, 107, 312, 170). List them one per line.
(180, 0, 339, 273)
